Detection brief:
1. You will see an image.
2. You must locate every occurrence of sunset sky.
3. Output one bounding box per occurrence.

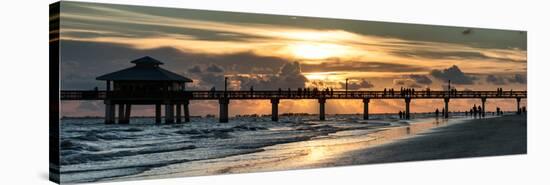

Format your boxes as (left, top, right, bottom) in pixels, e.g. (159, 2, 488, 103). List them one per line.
(58, 2, 527, 117)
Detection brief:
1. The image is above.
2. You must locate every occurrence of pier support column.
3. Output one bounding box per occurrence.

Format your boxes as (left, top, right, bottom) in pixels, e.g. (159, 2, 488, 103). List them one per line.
(117, 104, 125, 124)
(104, 100, 115, 124)
(219, 98, 230, 123)
(516, 98, 522, 115)
(183, 100, 190, 122)
(165, 102, 174, 124)
(176, 103, 182, 124)
(319, 98, 326, 121)
(363, 98, 370, 120)
(271, 98, 279, 122)
(481, 98, 486, 117)
(120, 104, 131, 124)
(405, 98, 411, 120)
(444, 98, 450, 119)
(155, 104, 161, 124)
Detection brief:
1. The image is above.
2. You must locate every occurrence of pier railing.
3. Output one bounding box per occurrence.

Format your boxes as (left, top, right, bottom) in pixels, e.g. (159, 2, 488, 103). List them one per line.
(60, 90, 527, 101)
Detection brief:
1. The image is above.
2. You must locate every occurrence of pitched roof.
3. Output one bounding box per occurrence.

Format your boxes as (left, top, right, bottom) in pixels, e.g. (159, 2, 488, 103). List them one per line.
(96, 56, 193, 82)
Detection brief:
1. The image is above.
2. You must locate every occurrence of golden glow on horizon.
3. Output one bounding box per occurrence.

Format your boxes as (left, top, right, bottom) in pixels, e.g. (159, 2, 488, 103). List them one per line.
(287, 42, 353, 60)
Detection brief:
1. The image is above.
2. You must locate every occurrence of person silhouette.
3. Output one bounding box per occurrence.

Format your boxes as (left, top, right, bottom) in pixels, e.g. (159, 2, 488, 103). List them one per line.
(478, 105, 483, 118)
(435, 108, 439, 118)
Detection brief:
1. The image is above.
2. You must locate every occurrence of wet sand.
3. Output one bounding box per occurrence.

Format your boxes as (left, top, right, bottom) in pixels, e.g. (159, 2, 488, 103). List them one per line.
(225, 115, 527, 172)
(313, 115, 527, 167)
(345, 115, 526, 164)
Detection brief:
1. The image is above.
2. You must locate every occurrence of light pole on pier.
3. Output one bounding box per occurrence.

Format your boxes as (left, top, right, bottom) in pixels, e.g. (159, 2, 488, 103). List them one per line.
(224, 77, 228, 97)
(345, 78, 349, 97)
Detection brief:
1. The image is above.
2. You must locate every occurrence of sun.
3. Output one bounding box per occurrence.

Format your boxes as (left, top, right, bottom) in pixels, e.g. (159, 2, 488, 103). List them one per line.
(288, 42, 350, 60)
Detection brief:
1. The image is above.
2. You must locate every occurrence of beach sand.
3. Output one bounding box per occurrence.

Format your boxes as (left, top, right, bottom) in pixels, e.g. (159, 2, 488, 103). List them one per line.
(337, 114, 527, 165)
(225, 115, 527, 173)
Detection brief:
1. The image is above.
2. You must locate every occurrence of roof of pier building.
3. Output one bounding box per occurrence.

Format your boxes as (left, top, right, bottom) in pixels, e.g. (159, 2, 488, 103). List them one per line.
(96, 56, 193, 82)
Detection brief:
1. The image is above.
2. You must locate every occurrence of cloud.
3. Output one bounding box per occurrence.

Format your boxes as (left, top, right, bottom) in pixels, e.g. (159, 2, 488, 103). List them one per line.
(508, 74, 527, 84)
(393, 79, 423, 88)
(339, 79, 374, 90)
(486, 75, 507, 85)
(430, 65, 476, 84)
(238, 62, 308, 90)
(188, 66, 202, 73)
(392, 50, 525, 63)
(206, 64, 224, 73)
(301, 60, 427, 73)
(407, 74, 432, 85)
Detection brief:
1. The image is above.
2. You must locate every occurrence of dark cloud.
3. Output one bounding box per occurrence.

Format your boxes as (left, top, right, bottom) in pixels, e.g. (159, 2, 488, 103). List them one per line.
(188, 66, 202, 73)
(486, 75, 507, 85)
(238, 62, 308, 90)
(393, 79, 422, 88)
(508, 74, 527, 84)
(407, 74, 432, 85)
(340, 79, 374, 90)
(301, 60, 427, 73)
(392, 50, 525, 63)
(59, 40, 288, 90)
(430, 65, 477, 84)
(206, 64, 224, 73)
(64, 1, 527, 50)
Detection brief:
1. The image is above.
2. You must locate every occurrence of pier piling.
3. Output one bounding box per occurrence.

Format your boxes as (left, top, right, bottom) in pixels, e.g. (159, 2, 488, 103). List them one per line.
(405, 98, 411, 120)
(363, 98, 370, 120)
(155, 104, 161, 124)
(319, 98, 326, 121)
(516, 98, 522, 115)
(165, 102, 174, 124)
(104, 100, 115, 124)
(271, 98, 279, 121)
(183, 100, 190, 122)
(219, 98, 229, 123)
(176, 103, 182, 123)
(444, 98, 450, 118)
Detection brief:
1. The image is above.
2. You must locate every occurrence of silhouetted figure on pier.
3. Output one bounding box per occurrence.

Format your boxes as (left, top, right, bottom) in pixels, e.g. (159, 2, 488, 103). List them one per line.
(435, 108, 439, 118)
(522, 106, 527, 114)
(210, 86, 216, 98)
(399, 111, 403, 119)
(496, 107, 501, 116)
(250, 86, 254, 96)
(288, 88, 291, 97)
(384, 88, 387, 96)
(470, 108, 473, 117)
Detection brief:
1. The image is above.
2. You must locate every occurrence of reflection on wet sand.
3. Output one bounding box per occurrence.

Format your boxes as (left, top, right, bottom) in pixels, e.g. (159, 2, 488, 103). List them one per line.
(123, 118, 459, 181)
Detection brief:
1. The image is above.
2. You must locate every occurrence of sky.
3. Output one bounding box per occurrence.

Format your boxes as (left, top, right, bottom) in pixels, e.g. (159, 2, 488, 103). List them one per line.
(58, 1, 527, 117)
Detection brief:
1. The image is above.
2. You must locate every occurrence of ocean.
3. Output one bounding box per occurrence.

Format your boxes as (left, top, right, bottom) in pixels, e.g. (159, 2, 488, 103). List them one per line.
(59, 114, 458, 183)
